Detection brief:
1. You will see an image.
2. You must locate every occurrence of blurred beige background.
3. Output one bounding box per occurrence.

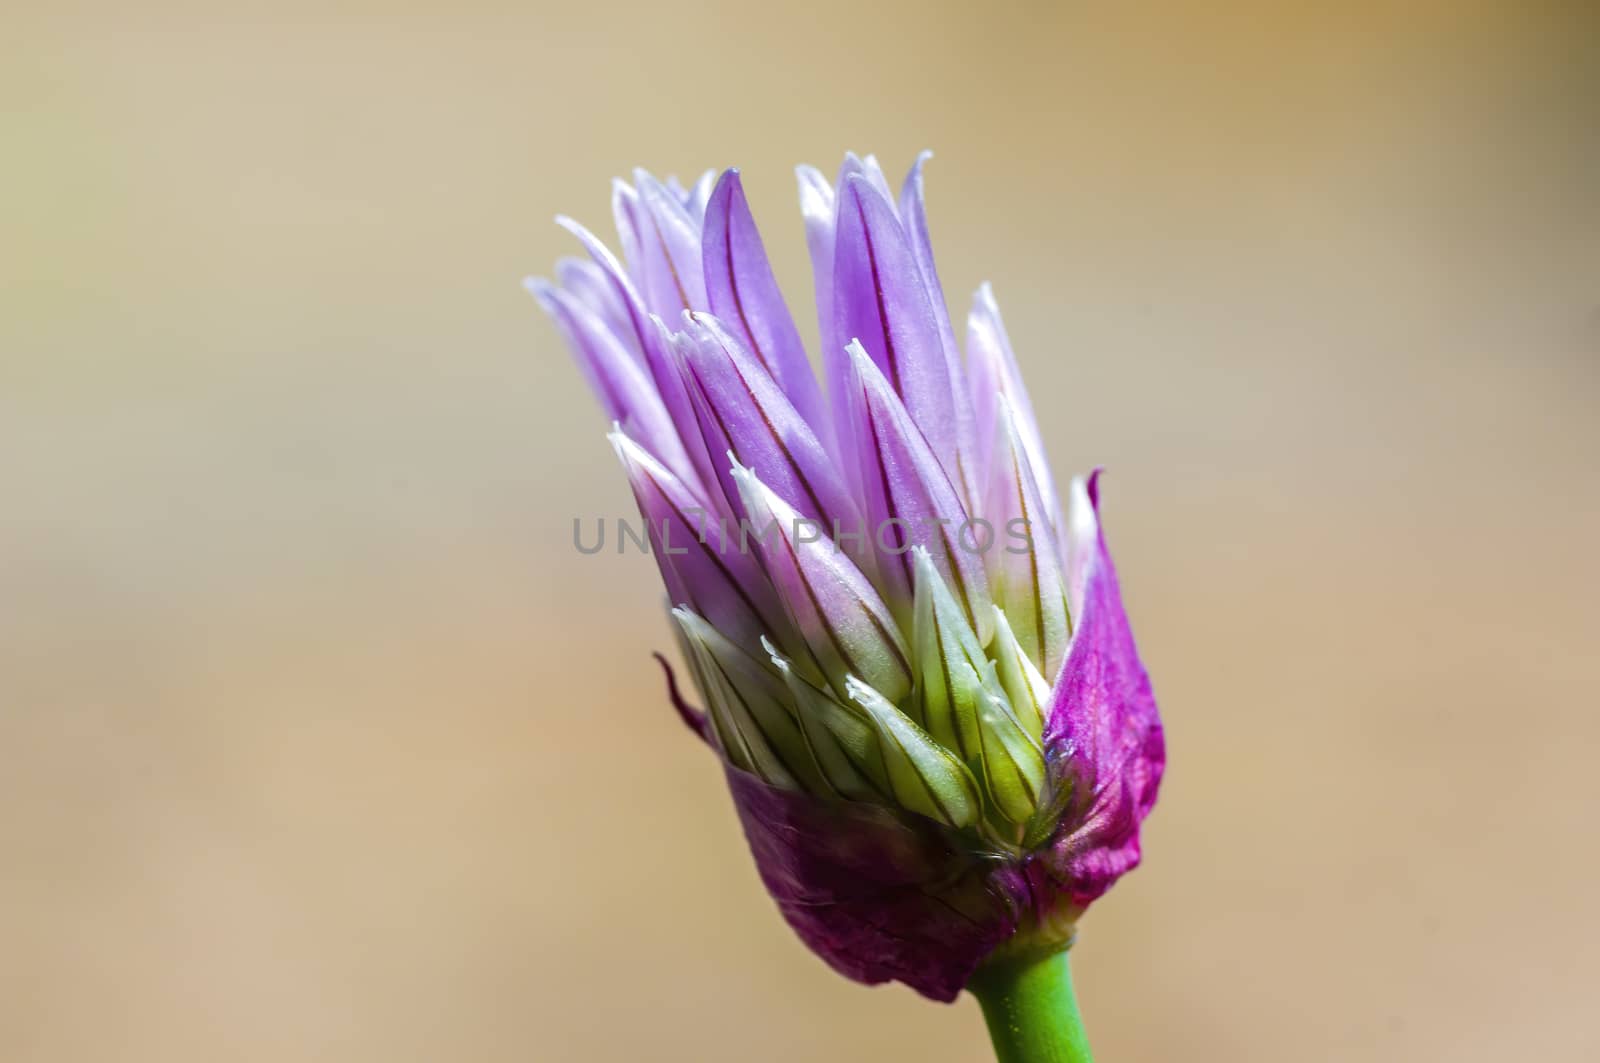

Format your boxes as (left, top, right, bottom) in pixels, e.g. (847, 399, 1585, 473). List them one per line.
(3, 1, 1597, 1060)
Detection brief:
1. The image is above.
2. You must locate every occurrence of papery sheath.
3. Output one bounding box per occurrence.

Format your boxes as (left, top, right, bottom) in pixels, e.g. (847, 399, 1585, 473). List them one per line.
(1038, 472, 1166, 906)
(724, 767, 1021, 1002)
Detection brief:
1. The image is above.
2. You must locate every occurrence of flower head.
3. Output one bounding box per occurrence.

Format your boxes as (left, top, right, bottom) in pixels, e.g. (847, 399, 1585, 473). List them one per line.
(530, 153, 1164, 1001)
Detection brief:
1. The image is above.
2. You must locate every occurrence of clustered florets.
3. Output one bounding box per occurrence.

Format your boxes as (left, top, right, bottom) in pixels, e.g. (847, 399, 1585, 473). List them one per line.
(533, 153, 1163, 999)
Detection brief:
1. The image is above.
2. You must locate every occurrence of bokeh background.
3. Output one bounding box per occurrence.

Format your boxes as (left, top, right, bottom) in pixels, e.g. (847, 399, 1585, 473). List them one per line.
(4, 1, 1597, 1060)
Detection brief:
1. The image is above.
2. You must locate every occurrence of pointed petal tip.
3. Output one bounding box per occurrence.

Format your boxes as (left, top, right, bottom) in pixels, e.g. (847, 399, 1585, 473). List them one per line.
(726, 453, 770, 514)
(795, 163, 830, 188)
(632, 168, 675, 204)
(839, 170, 874, 195)
(971, 281, 1002, 319)
(905, 150, 934, 186)
(705, 168, 743, 212)
(841, 335, 920, 426)
(554, 214, 614, 259)
(841, 336, 885, 391)
(639, 167, 683, 193)
(523, 276, 555, 306)
(728, 458, 789, 529)
(607, 423, 662, 474)
(668, 604, 707, 640)
(604, 423, 630, 462)
(796, 166, 836, 214)
(759, 633, 786, 665)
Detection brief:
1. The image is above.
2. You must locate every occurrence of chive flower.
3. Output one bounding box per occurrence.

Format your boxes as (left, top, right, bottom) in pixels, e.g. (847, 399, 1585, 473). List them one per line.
(529, 152, 1164, 1060)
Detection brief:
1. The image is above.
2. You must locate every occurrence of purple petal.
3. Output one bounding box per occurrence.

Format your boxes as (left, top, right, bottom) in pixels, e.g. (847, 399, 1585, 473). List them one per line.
(528, 279, 695, 487)
(829, 175, 970, 500)
(983, 395, 1071, 679)
(724, 766, 1021, 1002)
(795, 164, 837, 381)
(967, 283, 1061, 538)
(1060, 474, 1098, 622)
(610, 430, 786, 655)
(899, 151, 977, 502)
(1039, 471, 1166, 907)
(838, 151, 895, 208)
(610, 178, 645, 280)
(629, 170, 709, 319)
(556, 214, 656, 351)
(557, 215, 721, 501)
(553, 256, 638, 361)
(701, 170, 831, 445)
(840, 342, 994, 645)
(674, 607, 826, 794)
(684, 169, 717, 224)
(678, 312, 862, 541)
(657, 322, 741, 522)
(731, 461, 912, 703)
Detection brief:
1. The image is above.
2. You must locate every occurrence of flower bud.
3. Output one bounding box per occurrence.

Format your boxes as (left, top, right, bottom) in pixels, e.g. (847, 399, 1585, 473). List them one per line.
(533, 153, 1165, 1002)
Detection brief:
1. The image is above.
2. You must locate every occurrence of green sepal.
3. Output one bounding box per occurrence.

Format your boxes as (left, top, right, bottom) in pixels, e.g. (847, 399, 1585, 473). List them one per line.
(766, 639, 881, 801)
(844, 676, 981, 830)
(671, 608, 828, 794)
(971, 664, 1048, 827)
(910, 546, 992, 759)
(985, 395, 1073, 678)
(989, 604, 1052, 739)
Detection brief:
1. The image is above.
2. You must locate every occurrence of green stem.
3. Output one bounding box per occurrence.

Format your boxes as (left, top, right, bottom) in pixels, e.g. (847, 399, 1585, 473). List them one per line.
(967, 950, 1093, 1063)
